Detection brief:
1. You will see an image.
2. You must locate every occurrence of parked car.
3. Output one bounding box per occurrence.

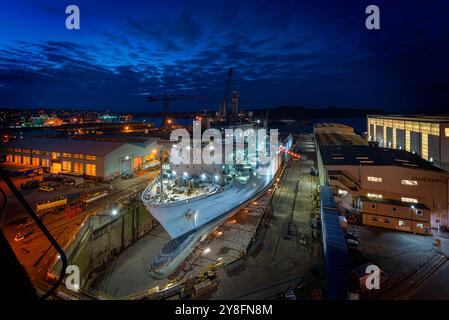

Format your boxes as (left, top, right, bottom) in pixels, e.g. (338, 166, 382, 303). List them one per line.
(39, 185, 54, 192)
(347, 239, 362, 252)
(14, 232, 25, 242)
(345, 232, 359, 242)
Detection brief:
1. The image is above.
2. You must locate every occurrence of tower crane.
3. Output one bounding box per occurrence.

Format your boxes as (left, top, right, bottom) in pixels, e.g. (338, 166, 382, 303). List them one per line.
(147, 94, 202, 131)
(147, 94, 202, 114)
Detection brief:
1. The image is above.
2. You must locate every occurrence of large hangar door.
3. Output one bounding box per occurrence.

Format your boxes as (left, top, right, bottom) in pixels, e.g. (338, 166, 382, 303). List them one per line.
(120, 158, 131, 174)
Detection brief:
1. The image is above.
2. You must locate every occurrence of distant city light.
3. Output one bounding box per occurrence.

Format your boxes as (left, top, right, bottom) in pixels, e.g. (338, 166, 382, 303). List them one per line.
(172, 170, 177, 175)
(203, 247, 211, 254)
(111, 209, 118, 216)
(201, 173, 206, 180)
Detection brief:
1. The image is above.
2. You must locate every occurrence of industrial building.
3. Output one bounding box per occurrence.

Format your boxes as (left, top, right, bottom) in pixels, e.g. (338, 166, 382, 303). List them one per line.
(315, 123, 449, 235)
(2, 137, 159, 180)
(367, 115, 449, 171)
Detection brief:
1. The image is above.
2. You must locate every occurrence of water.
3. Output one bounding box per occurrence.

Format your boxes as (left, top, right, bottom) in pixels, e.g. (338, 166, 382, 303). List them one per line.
(134, 116, 367, 135)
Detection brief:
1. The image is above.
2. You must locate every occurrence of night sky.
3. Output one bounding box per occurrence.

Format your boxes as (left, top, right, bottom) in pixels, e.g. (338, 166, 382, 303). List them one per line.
(0, 0, 448, 112)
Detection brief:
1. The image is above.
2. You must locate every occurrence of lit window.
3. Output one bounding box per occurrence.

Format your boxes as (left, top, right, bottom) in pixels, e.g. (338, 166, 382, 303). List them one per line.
(62, 161, 71, 171)
(445, 128, 449, 137)
(401, 197, 418, 203)
(86, 155, 96, 161)
(401, 180, 418, 186)
(86, 164, 96, 176)
(367, 176, 382, 182)
(398, 220, 405, 226)
(367, 193, 383, 199)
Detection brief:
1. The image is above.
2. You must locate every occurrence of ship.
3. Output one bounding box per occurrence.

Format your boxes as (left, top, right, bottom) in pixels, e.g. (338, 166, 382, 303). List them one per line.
(142, 129, 293, 278)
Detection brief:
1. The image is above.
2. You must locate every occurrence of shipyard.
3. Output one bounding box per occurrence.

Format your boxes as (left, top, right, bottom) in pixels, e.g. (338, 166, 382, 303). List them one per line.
(1, 0, 449, 310)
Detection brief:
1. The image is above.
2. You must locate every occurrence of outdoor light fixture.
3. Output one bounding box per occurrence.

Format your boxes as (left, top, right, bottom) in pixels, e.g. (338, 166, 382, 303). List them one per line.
(111, 209, 118, 216)
(183, 172, 188, 177)
(201, 173, 206, 180)
(214, 175, 219, 180)
(203, 247, 211, 254)
(172, 170, 177, 175)
(125, 156, 130, 160)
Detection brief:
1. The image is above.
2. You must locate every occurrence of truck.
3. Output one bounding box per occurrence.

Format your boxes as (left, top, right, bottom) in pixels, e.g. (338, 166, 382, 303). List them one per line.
(36, 196, 68, 214)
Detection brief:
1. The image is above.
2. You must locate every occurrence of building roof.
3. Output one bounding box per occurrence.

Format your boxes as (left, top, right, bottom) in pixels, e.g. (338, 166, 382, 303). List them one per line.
(315, 132, 368, 147)
(319, 144, 445, 172)
(359, 196, 431, 210)
(368, 115, 449, 124)
(4, 137, 127, 156)
(314, 122, 353, 129)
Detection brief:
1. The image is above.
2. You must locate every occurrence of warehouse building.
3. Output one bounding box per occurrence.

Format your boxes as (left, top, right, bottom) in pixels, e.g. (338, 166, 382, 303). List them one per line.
(367, 115, 449, 171)
(3, 137, 159, 180)
(315, 123, 449, 235)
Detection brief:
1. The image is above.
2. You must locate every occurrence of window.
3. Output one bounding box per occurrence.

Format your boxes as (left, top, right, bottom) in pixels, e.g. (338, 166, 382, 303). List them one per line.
(384, 218, 390, 223)
(63, 153, 72, 158)
(371, 204, 376, 209)
(367, 176, 382, 182)
(372, 217, 378, 222)
(86, 155, 96, 161)
(416, 223, 424, 229)
(32, 158, 40, 166)
(62, 161, 71, 172)
(367, 193, 383, 199)
(398, 220, 405, 226)
(22, 148, 30, 154)
(401, 197, 418, 203)
(22, 156, 30, 165)
(74, 154, 84, 159)
(14, 155, 21, 164)
(73, 162, 83, 174)
(401, 180, 418, 186)
(6, 154, 13, 163)
(14, 148, 21, 153)
(85, 163, 96, 176)
(416, 210, 423, 216)
(392, 207, 397, 212)
(445, 128, 449, 137)
(51, 152, 60, 159)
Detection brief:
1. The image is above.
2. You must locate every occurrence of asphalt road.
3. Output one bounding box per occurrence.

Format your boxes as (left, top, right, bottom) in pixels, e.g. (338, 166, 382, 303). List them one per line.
(407, 259, 449, 300)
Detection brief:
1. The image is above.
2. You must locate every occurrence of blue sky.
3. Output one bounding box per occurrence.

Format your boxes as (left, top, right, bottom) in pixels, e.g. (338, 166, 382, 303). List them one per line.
(0, 0, 448, 112)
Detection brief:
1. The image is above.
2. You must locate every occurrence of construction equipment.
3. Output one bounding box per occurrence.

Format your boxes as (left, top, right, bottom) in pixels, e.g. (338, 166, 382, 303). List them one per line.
(147, 94, 202, 114)
(147, 94, 202, 131)
(218, 67, 233, 118)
